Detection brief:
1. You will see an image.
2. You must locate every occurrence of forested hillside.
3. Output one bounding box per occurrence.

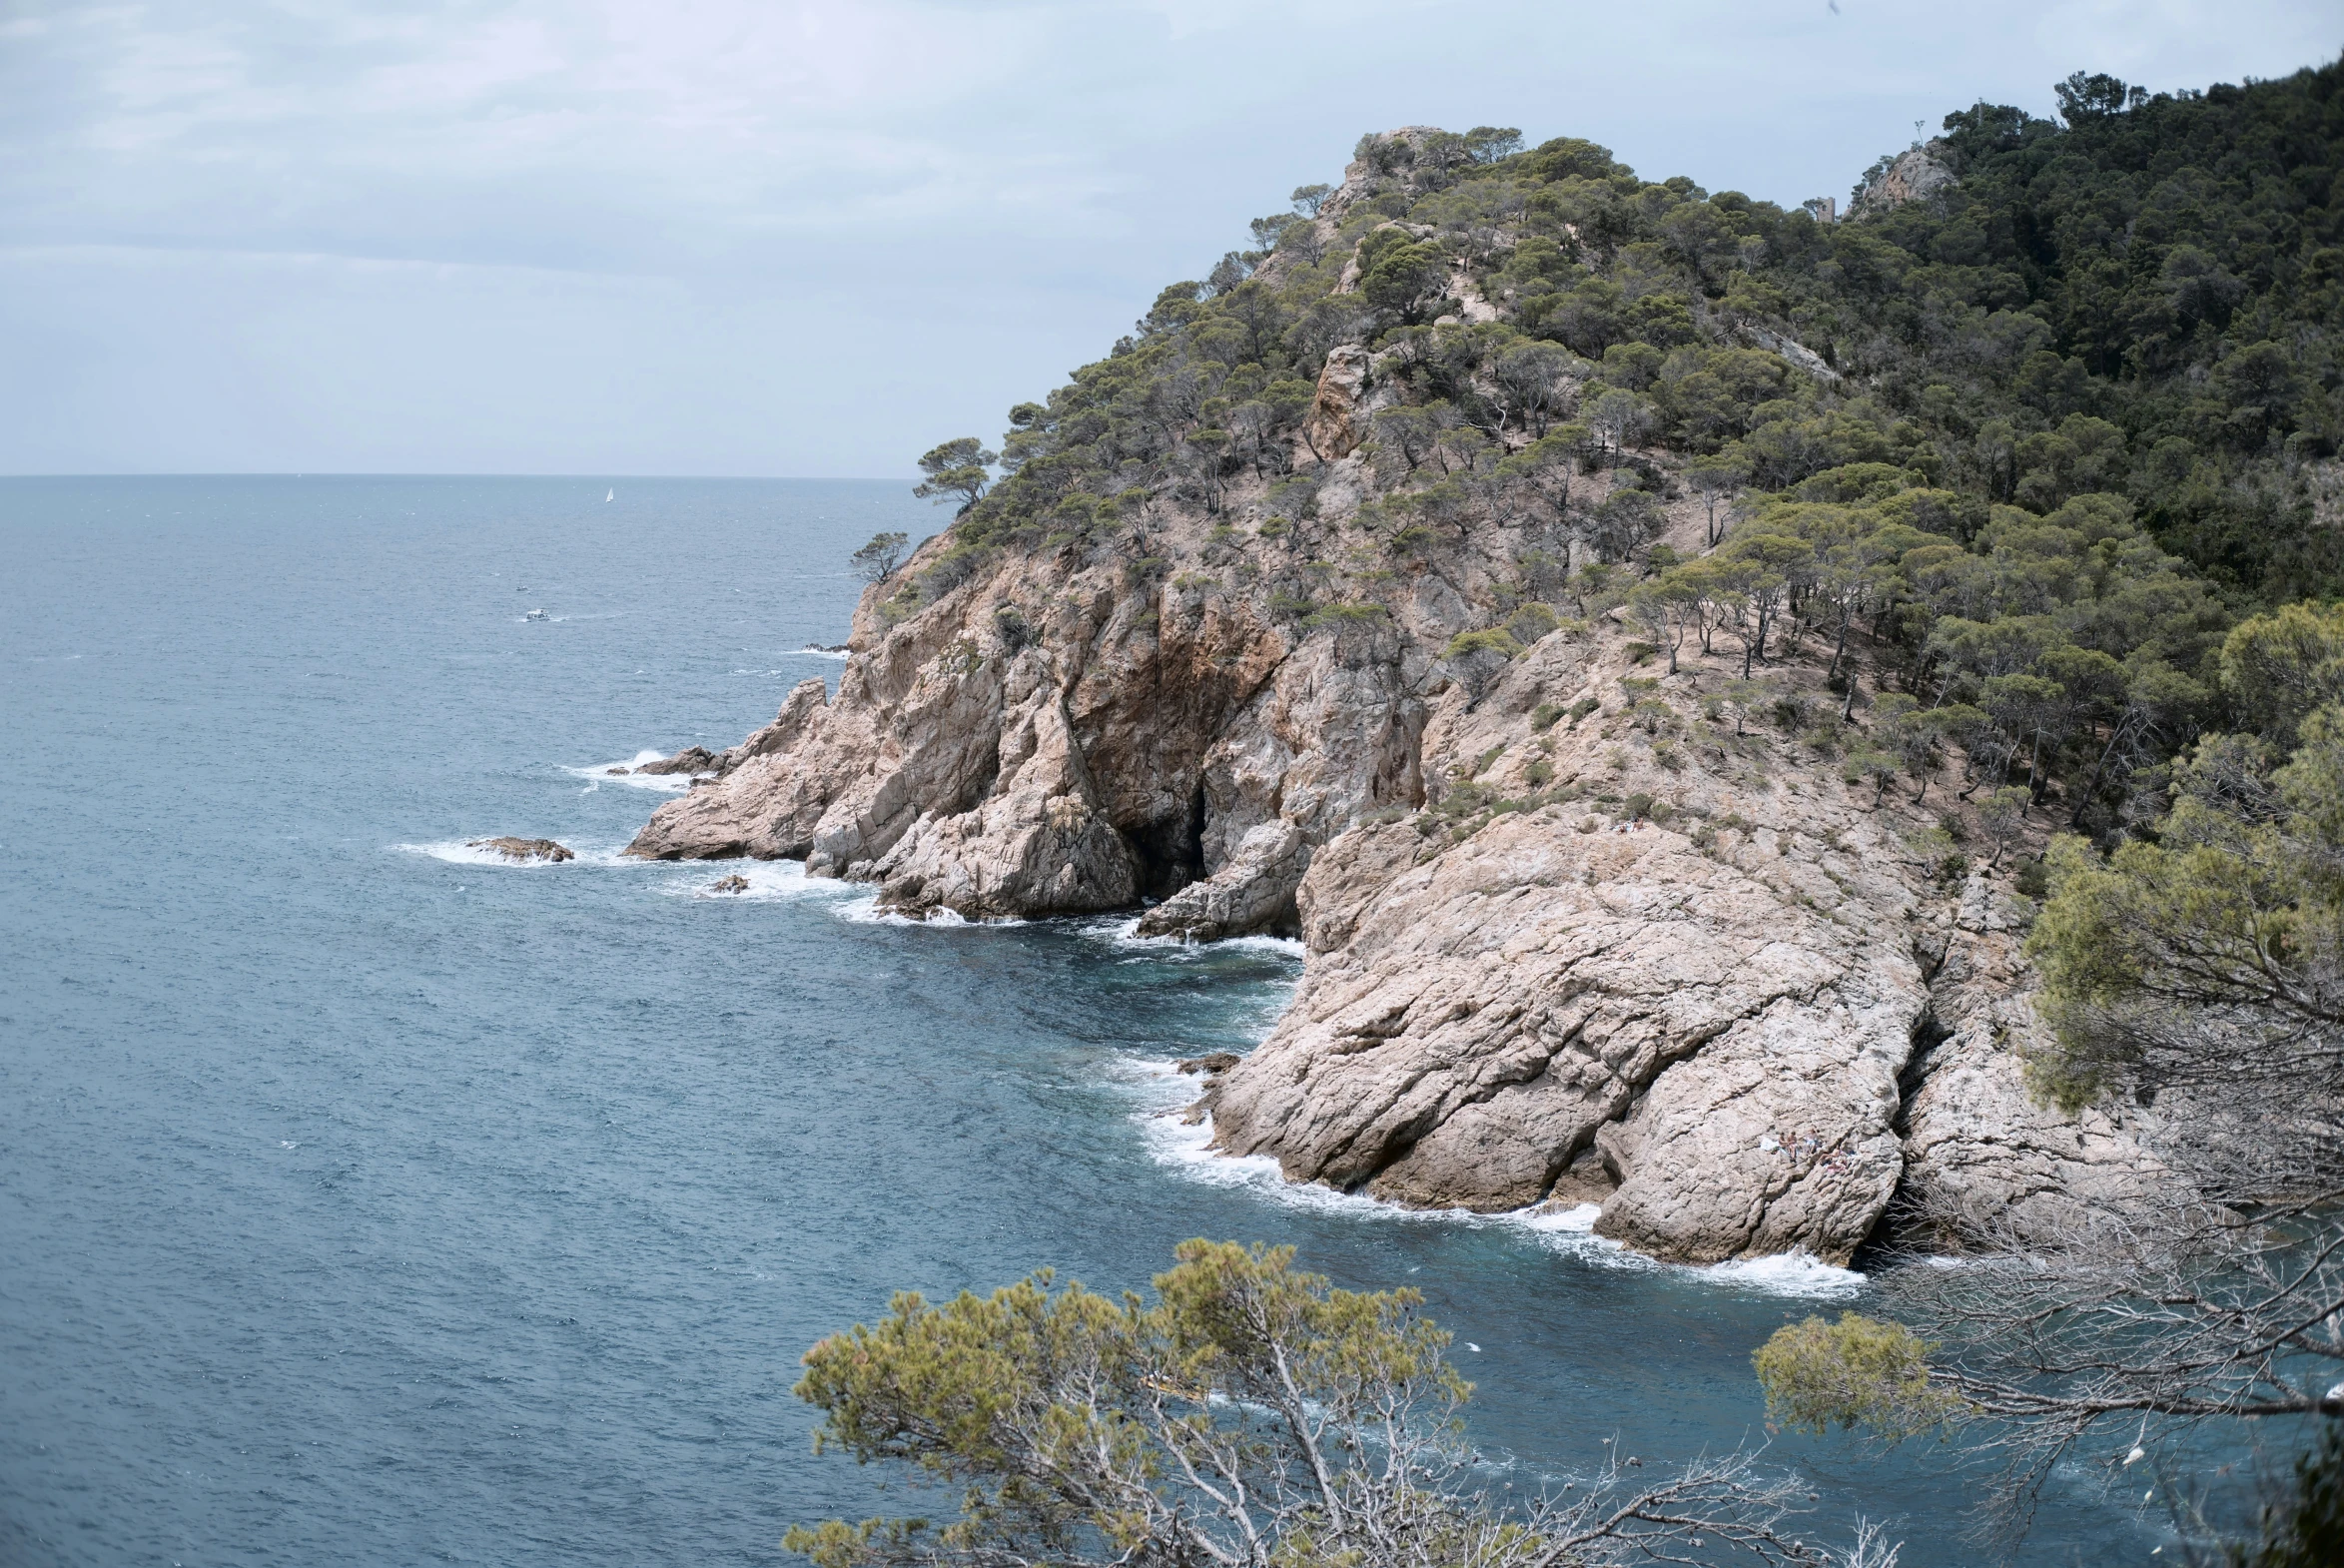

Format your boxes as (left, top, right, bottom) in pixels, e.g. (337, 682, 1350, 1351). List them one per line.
(768, 63, 2344, 1559)
(915, 56, 2341, 845)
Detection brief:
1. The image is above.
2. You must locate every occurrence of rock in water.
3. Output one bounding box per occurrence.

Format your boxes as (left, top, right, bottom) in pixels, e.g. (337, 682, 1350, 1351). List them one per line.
(634, 745, 720, 776)
(1175, 1053, 1241, 1077)
(710, 874, 750, 894)
(468, 837, 574, 863)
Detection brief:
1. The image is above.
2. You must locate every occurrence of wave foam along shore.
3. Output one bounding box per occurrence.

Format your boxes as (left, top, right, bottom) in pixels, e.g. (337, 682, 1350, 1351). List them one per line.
(563, 749, 695, 792)
(1125, 1060, 1865, 1300)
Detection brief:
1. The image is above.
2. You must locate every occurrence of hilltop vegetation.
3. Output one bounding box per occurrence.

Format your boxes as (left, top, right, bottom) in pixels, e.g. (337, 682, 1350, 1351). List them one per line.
(754, 62, 2344, 1558)
(901, 56, 2341, 846)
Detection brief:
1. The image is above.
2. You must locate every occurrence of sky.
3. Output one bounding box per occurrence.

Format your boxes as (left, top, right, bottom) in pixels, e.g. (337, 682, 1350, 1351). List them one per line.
(0, 1, 2336, 479)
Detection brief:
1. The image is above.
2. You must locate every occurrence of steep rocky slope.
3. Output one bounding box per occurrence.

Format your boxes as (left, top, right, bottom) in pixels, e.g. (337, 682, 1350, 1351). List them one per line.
(620, 137, 2163, 1265)
(622, 477, 2148, 1265)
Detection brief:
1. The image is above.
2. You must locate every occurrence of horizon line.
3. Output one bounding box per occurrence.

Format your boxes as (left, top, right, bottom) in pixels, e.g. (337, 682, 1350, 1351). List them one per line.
(0, 471, 916, 483)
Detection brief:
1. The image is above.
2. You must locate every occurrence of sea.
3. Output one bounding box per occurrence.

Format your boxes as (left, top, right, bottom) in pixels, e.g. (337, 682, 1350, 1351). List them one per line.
(0, 476, 2179, 1565)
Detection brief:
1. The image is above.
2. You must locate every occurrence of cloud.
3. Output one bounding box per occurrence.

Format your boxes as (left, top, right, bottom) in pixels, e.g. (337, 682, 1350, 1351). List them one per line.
(0, 0, 2336, 474)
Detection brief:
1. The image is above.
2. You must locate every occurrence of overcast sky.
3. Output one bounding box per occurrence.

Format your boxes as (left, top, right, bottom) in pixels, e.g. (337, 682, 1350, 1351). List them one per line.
(1, 1, 2334, 478)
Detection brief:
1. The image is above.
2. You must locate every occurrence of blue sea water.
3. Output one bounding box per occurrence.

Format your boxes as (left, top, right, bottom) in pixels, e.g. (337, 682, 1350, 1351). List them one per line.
(0, 476, 2170, 1566)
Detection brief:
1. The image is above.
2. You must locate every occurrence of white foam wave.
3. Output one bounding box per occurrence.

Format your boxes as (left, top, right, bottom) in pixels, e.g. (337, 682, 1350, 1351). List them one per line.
(794, 647, 851, 661)
(1078, 916, 1306, 961)
(1125, 1071, 1865, 1298)
(1703, 1251, 1868, 1300)
(1219, 933, 1307, 957)
(396, 839, 581, 869)
(562, 750, 693, 792)
(833, 896, 1024, 928)
(666, 861, 864, 902)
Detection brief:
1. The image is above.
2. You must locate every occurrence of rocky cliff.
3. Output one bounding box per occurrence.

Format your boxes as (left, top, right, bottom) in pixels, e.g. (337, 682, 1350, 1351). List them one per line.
(621, 135, 2155, 1265)
(622, 494, 2150, 1262)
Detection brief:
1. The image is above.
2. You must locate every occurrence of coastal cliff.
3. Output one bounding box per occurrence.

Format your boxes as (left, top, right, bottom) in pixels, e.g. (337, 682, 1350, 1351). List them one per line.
(621, 127, 2186, 1264)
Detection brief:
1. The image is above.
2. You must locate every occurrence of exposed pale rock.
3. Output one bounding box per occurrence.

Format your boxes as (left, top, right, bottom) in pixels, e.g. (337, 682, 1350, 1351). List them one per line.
(625, 680, 834, 860)
(1892, 924, 2168, 1247)
(1203, 790, 1929, 1262)
(1307, 345, 1371, 459)
(1736, 325, 1841, 384)
(1138, 820, 1308, 941)
(1853, 145, 1957, 218)
(871, 682, 1139, 919)
(635, 745, 720, 776)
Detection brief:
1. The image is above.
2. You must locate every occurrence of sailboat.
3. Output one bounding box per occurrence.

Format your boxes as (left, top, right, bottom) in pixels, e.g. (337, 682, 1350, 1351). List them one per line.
(605, 487, 615, 502)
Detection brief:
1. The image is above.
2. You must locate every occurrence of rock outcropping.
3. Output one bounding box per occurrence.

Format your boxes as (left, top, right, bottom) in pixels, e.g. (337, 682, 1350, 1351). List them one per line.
(470, 837, 574, 863)
(1852, 145, 1957, 219)
(621, 501, 2145, 1261)
(617, 139, 2151, 1266)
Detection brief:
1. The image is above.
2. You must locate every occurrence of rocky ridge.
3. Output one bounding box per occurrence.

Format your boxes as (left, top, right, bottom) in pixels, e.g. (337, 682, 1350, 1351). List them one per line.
(620, 138, 2152, 1265)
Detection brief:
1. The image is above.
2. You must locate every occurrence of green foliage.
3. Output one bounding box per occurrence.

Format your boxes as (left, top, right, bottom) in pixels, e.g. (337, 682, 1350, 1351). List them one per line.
(1753, 1312, 1969, 1440)
(913, 438, 999, 517)
(2230, 1423, 2344, 1568)
(787, 1240, 1468, 1567)
(991, 603, 1033, 652)
(852, 531, 911, 584)
(884, 62, 2344, 849)
(2027, 677, 2344, 1106)
(2217, 600, 2344, 744)
(1443, 627, 1524, 660)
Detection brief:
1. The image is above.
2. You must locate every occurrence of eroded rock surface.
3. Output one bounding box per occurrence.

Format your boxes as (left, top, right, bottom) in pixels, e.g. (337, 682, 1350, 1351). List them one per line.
(1853, 145, 1957, 218)
(1890, 900, 2169, 1248)
(614, 137, 2154, 1261)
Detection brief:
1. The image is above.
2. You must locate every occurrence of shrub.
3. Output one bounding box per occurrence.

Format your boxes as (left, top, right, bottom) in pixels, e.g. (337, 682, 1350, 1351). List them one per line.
(917, 543, 987, 600)
(1443, 628, 1525, 660)
(2012, 854, 2048, 899)
(1754, 1312, 1967, 1440)
(1506, 602, 1560, 644)
(1304, 601, 1390, 629)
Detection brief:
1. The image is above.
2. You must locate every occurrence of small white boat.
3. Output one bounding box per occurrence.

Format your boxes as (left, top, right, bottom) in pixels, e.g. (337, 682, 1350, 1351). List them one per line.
(525, 608, 549, 621)
(605, 488, 614, 501)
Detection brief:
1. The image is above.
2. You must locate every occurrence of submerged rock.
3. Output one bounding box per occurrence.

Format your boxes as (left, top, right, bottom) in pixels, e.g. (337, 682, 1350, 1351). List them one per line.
(468, 837, 574, 863)
(710, 874, 750, 894)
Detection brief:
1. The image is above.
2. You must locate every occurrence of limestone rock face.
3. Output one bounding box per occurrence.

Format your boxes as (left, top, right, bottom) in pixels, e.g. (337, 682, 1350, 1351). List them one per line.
(1853, 145, 1957, 218)
(1307, 346, 1371, 459)
(635, 745, 719, 776)
(1892, 917, 2168, 1247)
(1200, 685, 1932, 1262)
(624, 509, 1425, 927)
(1137, 820, 1308, 941)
